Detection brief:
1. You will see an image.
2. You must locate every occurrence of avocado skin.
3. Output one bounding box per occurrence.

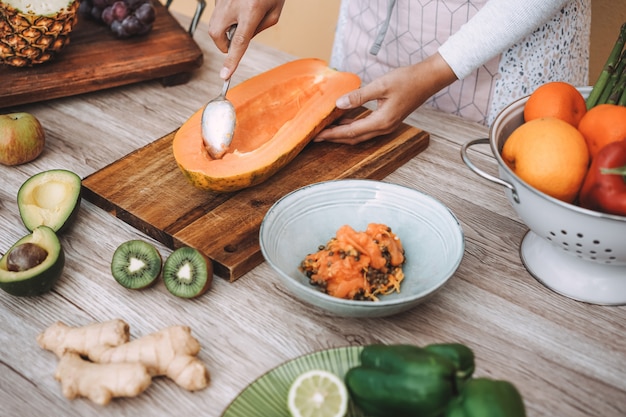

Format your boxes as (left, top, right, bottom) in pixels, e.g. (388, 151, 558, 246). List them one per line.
(0, 226, 65, 297)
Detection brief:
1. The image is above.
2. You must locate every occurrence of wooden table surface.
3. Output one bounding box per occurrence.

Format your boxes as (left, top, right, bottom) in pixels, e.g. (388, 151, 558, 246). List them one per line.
(1, 13, 624, 417)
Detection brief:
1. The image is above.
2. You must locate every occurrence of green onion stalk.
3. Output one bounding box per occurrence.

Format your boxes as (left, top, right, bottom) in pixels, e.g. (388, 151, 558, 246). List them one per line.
(603, 50, 626, 104)
(587, 22, 626, 109)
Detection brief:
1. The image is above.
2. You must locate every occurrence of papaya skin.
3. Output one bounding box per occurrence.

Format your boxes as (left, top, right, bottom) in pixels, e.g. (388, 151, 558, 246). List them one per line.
(173, 58, 361, 192)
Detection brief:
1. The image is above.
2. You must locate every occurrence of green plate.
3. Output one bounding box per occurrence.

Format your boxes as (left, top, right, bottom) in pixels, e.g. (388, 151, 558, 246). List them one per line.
(222, 346, 365, 417)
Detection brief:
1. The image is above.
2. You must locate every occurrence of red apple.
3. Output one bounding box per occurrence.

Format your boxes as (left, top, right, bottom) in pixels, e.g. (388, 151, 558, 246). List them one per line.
(0, 112, 46, 166)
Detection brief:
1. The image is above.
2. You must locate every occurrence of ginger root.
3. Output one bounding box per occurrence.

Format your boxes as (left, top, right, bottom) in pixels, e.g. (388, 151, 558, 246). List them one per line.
(55, 352, 152, 406)
(38, 320, 210, 405)
(37, 319, 130, 357)
(93, 325, 210, 391)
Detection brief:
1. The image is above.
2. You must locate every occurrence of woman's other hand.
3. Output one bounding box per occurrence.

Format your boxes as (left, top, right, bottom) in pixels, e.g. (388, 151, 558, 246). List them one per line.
(315, 53, 457, 145)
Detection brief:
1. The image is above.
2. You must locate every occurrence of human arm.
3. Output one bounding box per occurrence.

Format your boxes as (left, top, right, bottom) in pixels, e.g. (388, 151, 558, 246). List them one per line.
(439, 0, 571, 80)
(208, 0, 286, 80)
(314, 53, 457, 144)
(317, 0, 571, 144)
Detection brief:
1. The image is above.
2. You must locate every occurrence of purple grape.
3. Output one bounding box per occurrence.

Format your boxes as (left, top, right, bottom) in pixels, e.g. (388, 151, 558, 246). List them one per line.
(110, 1, 129, 21)
(78, 1, 92, 17)
(88, 0, 155, 38)
(90, 6, 103, 21)
(121, 15, 142, 35)
(125, 0, 146, 10)
(134, 3, 155, 25)
(137, 23, 152, 36)
(110, 20, 129, 38)
(101, 6, 114, 25)
(92, 0, 108, 9)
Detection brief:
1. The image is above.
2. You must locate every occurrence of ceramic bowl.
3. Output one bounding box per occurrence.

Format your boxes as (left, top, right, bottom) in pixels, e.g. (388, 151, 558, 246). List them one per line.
(259, 179, 465, 318)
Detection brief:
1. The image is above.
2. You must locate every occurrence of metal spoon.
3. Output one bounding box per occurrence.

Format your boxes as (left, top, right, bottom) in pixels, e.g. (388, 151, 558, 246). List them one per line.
(201, 25, 237, 159)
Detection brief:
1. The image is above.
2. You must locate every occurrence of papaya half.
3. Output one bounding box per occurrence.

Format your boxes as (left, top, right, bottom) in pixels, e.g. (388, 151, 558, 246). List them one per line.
(173, 58, 361, 192)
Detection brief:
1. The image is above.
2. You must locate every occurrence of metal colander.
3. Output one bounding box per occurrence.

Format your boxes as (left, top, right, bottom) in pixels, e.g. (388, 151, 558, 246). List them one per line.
(462, 87, 626, 305)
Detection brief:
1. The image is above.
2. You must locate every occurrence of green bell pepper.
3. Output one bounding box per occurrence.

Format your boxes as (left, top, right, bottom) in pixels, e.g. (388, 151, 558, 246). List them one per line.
(425, 343, 476, 383)
(444, 377, 526, 417)
(345, 344, 475, 417)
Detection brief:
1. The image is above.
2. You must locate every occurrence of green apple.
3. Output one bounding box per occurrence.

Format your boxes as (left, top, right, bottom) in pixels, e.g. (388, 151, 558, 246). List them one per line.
(0, 112, 45, 166)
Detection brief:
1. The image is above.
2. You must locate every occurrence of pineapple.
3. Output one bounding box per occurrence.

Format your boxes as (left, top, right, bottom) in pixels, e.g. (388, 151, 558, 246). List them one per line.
(0, 0, 80, 67)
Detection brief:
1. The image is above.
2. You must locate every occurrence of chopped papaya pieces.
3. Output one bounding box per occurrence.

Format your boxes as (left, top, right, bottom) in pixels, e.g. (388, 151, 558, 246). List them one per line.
(299, 223, 406, 300)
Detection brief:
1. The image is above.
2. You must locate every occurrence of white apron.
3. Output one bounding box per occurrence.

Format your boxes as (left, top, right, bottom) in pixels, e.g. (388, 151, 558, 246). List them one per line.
(330, 0, 591, 125)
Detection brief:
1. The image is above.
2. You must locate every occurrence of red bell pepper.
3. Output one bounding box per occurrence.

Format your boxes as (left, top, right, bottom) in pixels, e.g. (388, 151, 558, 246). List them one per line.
(579, 139, 626, 216)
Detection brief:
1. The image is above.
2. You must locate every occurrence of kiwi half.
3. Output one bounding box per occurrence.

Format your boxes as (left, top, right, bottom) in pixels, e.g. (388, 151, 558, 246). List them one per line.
(111, 240, 162, 289)
(163, 247, 213, 298)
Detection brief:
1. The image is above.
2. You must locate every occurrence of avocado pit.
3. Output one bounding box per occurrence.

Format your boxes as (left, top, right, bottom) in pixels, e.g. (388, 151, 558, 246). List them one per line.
(6, 242, 49, 272)
(0, 226, 65, 296)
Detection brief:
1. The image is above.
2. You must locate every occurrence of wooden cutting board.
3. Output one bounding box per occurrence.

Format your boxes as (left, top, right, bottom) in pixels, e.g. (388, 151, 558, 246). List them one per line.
(0, 1, 202, 109)
(82, 108, 430, 281)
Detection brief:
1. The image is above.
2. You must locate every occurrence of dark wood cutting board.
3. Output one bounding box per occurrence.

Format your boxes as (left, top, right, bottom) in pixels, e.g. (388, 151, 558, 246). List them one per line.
(1, 1, 203, 109)
(82, 108, 430, 281)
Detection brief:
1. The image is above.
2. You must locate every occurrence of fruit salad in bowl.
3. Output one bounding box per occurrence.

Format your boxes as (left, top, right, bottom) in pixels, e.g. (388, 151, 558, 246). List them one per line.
(259, 179, 465, 318)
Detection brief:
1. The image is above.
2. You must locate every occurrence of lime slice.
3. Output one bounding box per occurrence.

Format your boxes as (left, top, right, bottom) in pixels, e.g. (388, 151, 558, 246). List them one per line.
(287, 369, 349, 417)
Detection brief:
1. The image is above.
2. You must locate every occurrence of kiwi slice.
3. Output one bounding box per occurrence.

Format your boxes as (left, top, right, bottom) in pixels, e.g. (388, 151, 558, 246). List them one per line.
(163, 247, 213, 298)
(111, 240, 162, 289)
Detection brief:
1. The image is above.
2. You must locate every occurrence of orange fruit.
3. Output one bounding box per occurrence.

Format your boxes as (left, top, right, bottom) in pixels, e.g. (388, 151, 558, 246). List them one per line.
(502, 117, 589, 203)
(523, 81, 587, 127)
(577, 103, 626, 159)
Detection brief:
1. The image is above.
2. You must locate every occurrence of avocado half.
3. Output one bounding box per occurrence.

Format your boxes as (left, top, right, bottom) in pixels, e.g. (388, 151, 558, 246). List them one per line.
(17, 169, 82, 233)
(0, 226, 65, 296)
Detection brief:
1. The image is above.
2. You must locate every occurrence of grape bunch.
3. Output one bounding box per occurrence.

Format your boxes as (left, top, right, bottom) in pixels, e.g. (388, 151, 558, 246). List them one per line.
(79, 0, 156, 38)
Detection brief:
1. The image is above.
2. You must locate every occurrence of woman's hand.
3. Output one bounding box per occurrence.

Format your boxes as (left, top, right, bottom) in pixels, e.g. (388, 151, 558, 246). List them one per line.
(208, 0, 286, 80)
(315, 53, 457, 145)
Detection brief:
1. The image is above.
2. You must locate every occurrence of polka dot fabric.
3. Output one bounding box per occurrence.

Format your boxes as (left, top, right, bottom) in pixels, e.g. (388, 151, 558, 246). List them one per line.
(489, 0, 591, 124)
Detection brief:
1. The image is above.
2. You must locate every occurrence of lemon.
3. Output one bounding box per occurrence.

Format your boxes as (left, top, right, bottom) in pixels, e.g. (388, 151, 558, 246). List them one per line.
(287, 369, 349, 417)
